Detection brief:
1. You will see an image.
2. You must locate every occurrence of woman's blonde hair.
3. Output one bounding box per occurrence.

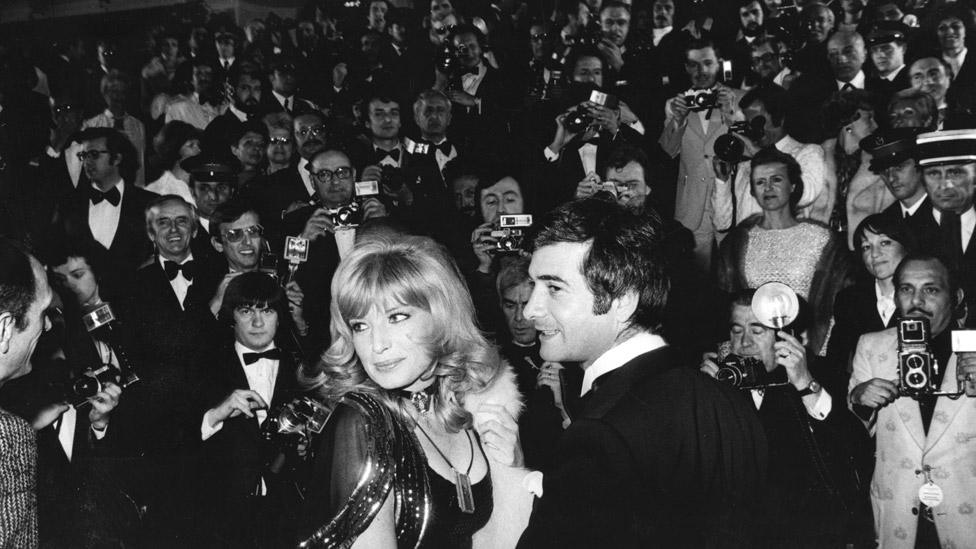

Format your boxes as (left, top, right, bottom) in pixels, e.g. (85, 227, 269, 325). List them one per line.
(304, 235, 501, 432)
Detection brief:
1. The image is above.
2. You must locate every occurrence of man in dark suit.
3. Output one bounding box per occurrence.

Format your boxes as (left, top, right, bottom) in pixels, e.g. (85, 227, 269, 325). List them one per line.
(861, 128, 941, 249)
(517, 198, 767, 549)
(262, 57, 318, 116)
(113, 195, 220, 544)
(865, 22, 911, 100)
(199, 272, 304, 547)
(916, 129, 976, 327)
(700, 290, 873, 547)
(184, 152, 241, 264)
(0, 239, 54, 547)
(204, 63, 266, 154)
(51, 127, 154, 296)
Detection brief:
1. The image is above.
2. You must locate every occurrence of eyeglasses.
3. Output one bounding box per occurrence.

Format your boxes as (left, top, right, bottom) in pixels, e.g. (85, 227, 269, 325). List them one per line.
(269, 136, 291, 145)
(308, 166, 352, 182)
(77, 150, 111, 161)
(221, 224, 264, 243)
(295, 126, 327, 138)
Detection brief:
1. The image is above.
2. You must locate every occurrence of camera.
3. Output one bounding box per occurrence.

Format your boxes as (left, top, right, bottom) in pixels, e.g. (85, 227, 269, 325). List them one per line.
(715, 354, 775, 390)
(897, 318, 939, 398)
(564, 90, 618, 134)
(436, 42, 459, 75)
(327, 180, 379, 228)
(489, 214, 533, 255)
(682, 89, 720, 112)
(67, 364, 122, 407)
(261, 396, 332, 473)
(713, 116, 767, 164)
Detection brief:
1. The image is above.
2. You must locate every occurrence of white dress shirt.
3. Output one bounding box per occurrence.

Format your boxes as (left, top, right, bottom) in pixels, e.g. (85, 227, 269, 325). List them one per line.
(836, 70, 866, 90)
(89, 180, 124, 249)
(581, 332, 668, 396)
(159, 253, 194, 309)
(432, 138, 458, 172)
(900, 194, 927, 218)
(273, 90, 294, 112)
(652, 26, 672, 46)
(875, 280, 896, 326)
(461, 63, 488, 109)
(750, 384, 832, 420)
(298, 157, 314, 198)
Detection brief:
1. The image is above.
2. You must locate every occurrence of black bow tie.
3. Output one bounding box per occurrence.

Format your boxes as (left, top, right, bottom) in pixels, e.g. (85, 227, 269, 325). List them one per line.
(90, 185, 121, 206)
(163, 260, 195, 281)
(242, 348, 282, 365)
(433, 141, 453, 156)
(376, 148, 401, 163)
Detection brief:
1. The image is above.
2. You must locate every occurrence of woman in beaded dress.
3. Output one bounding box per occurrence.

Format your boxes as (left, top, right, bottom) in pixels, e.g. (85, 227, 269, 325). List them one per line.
(297, 235, 534, 548)
(718, 147, 851, 355)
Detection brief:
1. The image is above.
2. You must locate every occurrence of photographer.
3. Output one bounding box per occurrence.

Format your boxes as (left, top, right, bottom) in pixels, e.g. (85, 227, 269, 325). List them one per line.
(711, 84, 828, 232)
(659, 37, 744, 273)
(849, 254, 976, 548)
(199, 272, 304, 547)
(700, 289, 872, 548)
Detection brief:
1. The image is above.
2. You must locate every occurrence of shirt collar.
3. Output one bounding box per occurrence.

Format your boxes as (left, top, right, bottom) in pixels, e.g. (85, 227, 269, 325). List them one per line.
(774, 135, 798, 151)
(652, 27, 672, 46)
(229, 104, 248, 122)
(235, 340, 276, 365)
(272, 90, 292, 105)
(882, 64, 905, 81)
(837, 70, 866, 90)
(962, 205, 976, 226)
(580, 332, 667, 396)
(902, 193, 927, 215)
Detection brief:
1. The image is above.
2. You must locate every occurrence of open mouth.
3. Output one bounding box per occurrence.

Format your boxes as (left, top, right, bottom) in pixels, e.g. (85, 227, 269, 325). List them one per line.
(536, 328, 559, 340)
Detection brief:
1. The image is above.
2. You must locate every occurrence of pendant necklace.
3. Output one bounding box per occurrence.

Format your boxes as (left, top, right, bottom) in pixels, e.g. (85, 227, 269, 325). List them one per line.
(414, 420, 477, 514)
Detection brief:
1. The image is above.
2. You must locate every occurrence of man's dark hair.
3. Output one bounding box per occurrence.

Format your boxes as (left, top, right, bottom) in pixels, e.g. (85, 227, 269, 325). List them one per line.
(599, 1, 631, 16)
(684, 36, 723, 59)
(740, 84, 789, 127)
(211, 199, 260, 241)
(750, 35, 787, 55)
(293, 109, 327, 128)
(366, 92, 402, 114)
(604, 143, 649, 179)
(227, 61, 263, 87)
(450, 23, 486, 46)
(218, 272, 287, 327)
(750, 146, 804, 208)
(76, 127, 140, 182)
(230, 120, 269, 147)
(528, 198, 669, 332)
(852, 213, 918, 262)
(44, 237, 107, 283)
(564, 45, 605, 77)
(0, 238, 37, 331)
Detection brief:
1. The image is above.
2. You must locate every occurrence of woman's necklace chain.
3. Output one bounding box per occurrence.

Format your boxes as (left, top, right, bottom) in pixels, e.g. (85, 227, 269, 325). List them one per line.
(414, 420, 477, 514)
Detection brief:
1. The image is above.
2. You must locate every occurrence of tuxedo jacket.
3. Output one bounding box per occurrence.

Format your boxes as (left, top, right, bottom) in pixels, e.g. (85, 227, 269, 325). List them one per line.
(880, 195, 942, 251)
(517, 346, 768, 549)
(52, 182, 155, 293)
(199, 342, 304, 547)
(850, 328, 976, 549)
(241, 166, 315, 244)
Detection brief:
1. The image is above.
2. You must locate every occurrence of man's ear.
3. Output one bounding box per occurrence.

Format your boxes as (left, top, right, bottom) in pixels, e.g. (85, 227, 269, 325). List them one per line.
(211, 236, 224, 253)
(612, 290, 640, 325)
(0, 312, 15, 355)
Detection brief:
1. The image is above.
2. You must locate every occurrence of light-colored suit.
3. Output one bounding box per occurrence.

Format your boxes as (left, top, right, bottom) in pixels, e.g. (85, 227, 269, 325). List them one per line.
(659, 92, 744, 270)
(849, 328, 976, 549)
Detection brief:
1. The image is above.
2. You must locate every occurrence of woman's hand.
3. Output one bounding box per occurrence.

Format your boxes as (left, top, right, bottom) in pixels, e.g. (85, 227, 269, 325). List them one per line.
(474, 403, 523, 468)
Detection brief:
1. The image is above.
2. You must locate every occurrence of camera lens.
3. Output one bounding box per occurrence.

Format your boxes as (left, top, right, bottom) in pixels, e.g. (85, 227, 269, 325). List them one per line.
(72, 375, 101, 399)
(714, 134, 745, 163)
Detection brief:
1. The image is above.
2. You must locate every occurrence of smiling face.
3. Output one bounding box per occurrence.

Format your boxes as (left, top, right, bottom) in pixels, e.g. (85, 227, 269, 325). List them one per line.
(480, 177, 524, 225)
(350, 304, 436, 391)
(895, 258, 960, 337)
(233, 304, 278, 350)
(937, 16, 966, 54)
(910, 58, 949, 105)
(730, 304, 776, 371)
(149, 201, 195, 261)
(502, 282, 537, 345)
(750, 161, 794, 213)
(215, 211, 264, 271)
(859, 230, 907, 281)
(52, 256, 99, 307)
(525, 241, 628, 368)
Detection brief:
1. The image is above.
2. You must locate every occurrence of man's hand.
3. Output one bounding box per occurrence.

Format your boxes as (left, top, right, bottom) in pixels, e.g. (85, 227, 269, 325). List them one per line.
(575, 172, 601, 199)
(361, 197, 388, 221)
(730, 131, 761, 158)
(618, 100, 640, 127)
(956, 351, 976, 397)
(88, 381, 122, 431)
(209, 389, 268, 426)
(774, 331, 812, 390)
(586, 101, 620, 135)
(712, 157, 734, 182)
(536, 362, 567, 409)
(447, 89, 478, 108)
(596, 38, 624, 71)
(549, 108, 581, 153)
(668, 95, 690, 124)
(285, 280, 308, 334)
(470, 222, 496, 274)
(715, 85, 738, 117)
(474, 403, 523, 468)
(851, 378, 899, 409)
(210, 271, 243, 317)
(360, 164, 383, 183)
(700, 351, 720, 379)
(332, 62, 348, 88)
(301, 208, 337, 241)
(31, 402, 71, 431)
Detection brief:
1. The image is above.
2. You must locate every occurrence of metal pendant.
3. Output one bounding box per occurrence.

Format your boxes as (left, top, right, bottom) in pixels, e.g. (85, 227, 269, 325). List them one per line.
(410, 391, 433, 415)
(454, 469, 476, 514)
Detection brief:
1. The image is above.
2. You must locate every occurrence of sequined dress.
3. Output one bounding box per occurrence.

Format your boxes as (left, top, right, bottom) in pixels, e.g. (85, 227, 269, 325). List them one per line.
(741, 222, 832, 299)
(298, 392, 492, 548)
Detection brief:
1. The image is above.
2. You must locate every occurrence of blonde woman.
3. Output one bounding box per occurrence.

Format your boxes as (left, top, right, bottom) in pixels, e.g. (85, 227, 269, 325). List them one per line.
(299, 236, 533, 548)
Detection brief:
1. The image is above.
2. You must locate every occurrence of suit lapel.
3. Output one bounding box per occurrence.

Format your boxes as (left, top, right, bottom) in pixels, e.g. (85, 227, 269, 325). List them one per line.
(924, 354, 966, 452)
(145, 259, 186, 313)
(893, 394, 927, 451)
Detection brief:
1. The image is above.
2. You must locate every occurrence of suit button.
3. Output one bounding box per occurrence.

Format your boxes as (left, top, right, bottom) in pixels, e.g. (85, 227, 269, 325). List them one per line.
(912, 507, 918, 515)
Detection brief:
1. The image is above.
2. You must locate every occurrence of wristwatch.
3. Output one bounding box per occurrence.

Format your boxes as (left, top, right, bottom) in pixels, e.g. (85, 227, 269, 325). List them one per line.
(797, 380, 822, 397)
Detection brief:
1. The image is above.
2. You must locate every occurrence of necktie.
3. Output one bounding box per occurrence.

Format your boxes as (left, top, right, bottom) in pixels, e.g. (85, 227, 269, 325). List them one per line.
(841, 82, 855, 91)
(90, 185, 121, 206)
(243, 348, 282, 365)
(434, 140, 453, 156)
(376, 148, 401, 163)
(284, 97, 292, 113)
(163, 260, 195, 281)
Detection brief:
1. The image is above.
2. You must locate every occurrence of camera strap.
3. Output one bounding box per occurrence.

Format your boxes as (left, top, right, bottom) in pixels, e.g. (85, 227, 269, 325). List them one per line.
(787, 391, 848, 514)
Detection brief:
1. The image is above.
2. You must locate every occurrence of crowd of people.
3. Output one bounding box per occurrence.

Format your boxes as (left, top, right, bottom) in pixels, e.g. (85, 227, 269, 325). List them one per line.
(1, 0, 976, 547)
